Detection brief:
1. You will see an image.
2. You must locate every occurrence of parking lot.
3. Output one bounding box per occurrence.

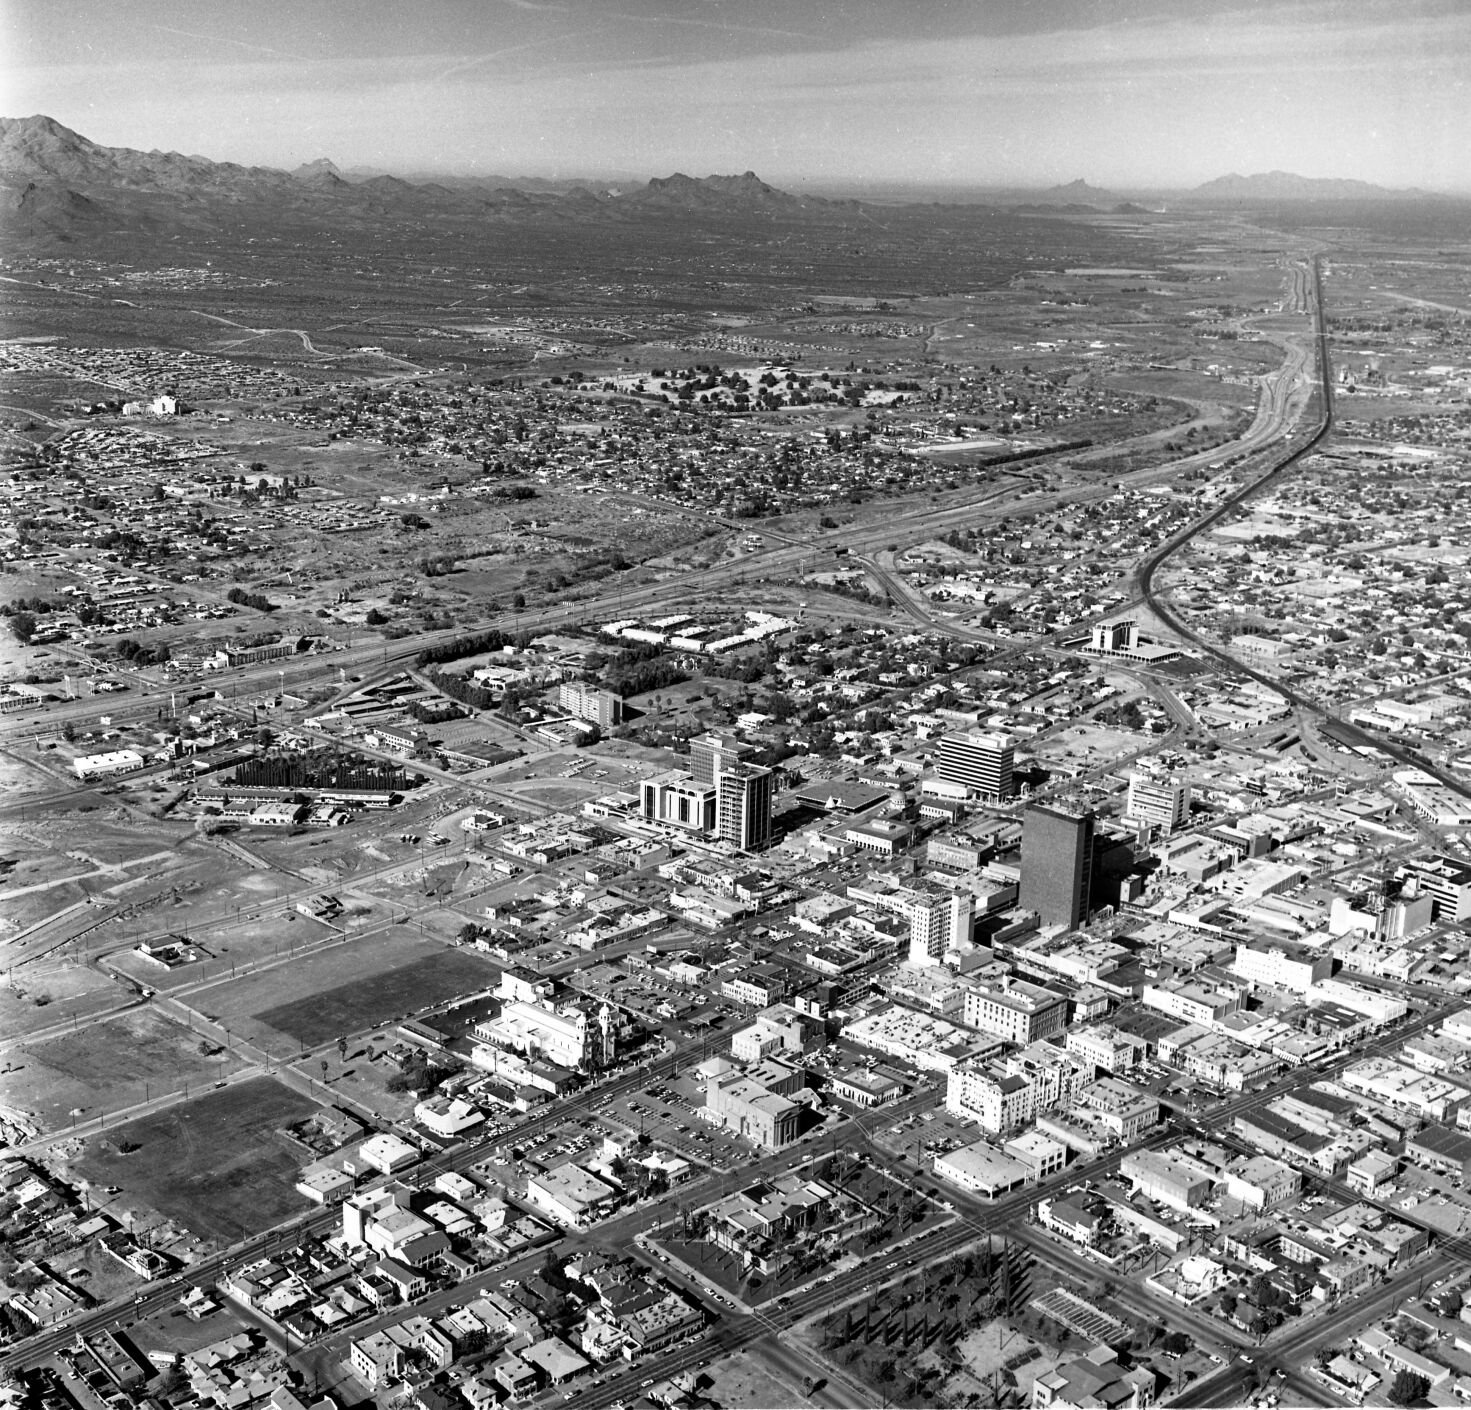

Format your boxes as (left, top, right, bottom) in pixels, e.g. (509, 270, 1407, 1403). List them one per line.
(589, 1075, 747, 1167)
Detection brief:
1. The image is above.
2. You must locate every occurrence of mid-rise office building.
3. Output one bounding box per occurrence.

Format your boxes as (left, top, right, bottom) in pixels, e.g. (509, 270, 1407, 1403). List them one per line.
(1233, 941, 1334, 994)
(705, 1067, 802, 1150)
(1019, 803, 1094, 930)
(639, 771, 717, 833)
(936, 730, 1015, 800)
(1400, 855, 1471, 923)
(905, 886, 974, 966)
(1090, 620, 1140, 653)
(961, 977, 1069, 1044)
(946, 1061, 1035, 1135)
(856, 876, 974, 966)
(1065, 1023, 1146, 1074)
(946, 1043, 1076, 1134)
(559, 680, 624, 728)
(1125, 770, 1190, 835)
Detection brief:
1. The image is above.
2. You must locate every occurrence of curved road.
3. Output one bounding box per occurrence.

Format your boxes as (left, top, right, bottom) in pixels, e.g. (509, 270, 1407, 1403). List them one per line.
(1136, 256, 1471, 803)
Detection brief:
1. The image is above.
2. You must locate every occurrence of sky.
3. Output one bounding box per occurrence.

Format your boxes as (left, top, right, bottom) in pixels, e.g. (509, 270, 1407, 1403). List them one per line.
(3, 0, 1469, 191)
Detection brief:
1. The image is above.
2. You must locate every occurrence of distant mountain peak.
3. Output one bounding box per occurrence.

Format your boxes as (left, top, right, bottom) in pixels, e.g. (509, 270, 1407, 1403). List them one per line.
(1188, 170, 1431, 201)
(0, 113, 104, 178)
(1008, 177, 1120, 209)
(292, 157, 342, 181)
(1045, 178, 1115, 198)
(632, 170, 803, 208)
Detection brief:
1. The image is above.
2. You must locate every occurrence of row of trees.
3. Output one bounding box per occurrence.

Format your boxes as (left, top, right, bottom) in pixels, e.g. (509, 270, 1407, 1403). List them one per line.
(226, 586, 277, 613)
(116, 637, 171, 666)
(415, 627, 523, 669)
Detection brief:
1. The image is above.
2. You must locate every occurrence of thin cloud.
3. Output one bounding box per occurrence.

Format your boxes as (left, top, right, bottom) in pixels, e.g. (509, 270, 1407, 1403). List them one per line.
(433, 31, 592, 82)
(602, 9, 818, 42)
(151, 24, 293, 59)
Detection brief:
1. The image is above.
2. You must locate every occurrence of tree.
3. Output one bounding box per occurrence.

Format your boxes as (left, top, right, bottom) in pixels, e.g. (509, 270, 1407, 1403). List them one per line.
(1388, 1369, 1429, 1405)
(365, 607, 388, 626)
(1161, 1331, 1191, 1356)
(8, 611, 36, 644)
(152, 1365, 186, 1395)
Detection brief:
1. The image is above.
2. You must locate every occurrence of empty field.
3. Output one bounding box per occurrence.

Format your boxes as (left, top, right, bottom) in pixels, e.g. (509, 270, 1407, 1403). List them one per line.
(73, 1077, 318, 1243)
(15, 1007, 244, 1133)
(254, 946, 495, 1045)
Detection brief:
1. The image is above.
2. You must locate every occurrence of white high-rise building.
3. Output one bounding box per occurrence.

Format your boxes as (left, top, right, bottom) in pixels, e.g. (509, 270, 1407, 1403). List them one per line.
(1125, 770, 1190, 836)
(903, 886, 975, 967)
(936, 731, 1015, 800)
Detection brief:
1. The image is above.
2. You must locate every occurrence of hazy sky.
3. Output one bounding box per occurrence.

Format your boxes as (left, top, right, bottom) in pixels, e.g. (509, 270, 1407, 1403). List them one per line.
(4, 0, 1469, 190)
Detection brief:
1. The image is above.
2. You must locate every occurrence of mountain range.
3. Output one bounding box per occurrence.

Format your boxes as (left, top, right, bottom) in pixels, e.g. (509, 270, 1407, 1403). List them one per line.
(0, 115, 1453, 251)
(0, 115, 847, 249)
(1184, 170, 1437, 202)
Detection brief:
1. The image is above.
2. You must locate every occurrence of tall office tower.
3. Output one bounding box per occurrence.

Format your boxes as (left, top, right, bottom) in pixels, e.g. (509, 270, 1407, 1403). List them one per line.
(716, 762, 773, 851)
(1125, 770, 1190, 836)
(1018, 802, 1094, 930)
(936, 730, 1015, 800)
(689, 732, 755, 788)
(903, 886, 975, 967)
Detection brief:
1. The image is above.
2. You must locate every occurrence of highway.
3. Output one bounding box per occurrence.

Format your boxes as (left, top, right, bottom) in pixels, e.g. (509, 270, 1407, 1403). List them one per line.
(0, 286, 1332, 996)
(1135, 255, 1471, 804)
(0, 267, 1326, 759)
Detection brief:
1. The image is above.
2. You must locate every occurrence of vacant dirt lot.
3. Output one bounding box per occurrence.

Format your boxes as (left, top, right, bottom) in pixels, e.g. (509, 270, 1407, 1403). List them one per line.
(702, 1350, 815, 1410)
(253, 944, 495, 1046)
(72, 1076, 318, 1244)
(175, 929, 496, 1052)
(14, 1006, 244, 1133)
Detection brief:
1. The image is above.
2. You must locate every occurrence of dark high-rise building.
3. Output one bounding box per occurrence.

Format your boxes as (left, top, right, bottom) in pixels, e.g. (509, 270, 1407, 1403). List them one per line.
(936, 730, 1015, 800)
(1019, 803, 1094, 930)
(716, 762, 773, 852)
